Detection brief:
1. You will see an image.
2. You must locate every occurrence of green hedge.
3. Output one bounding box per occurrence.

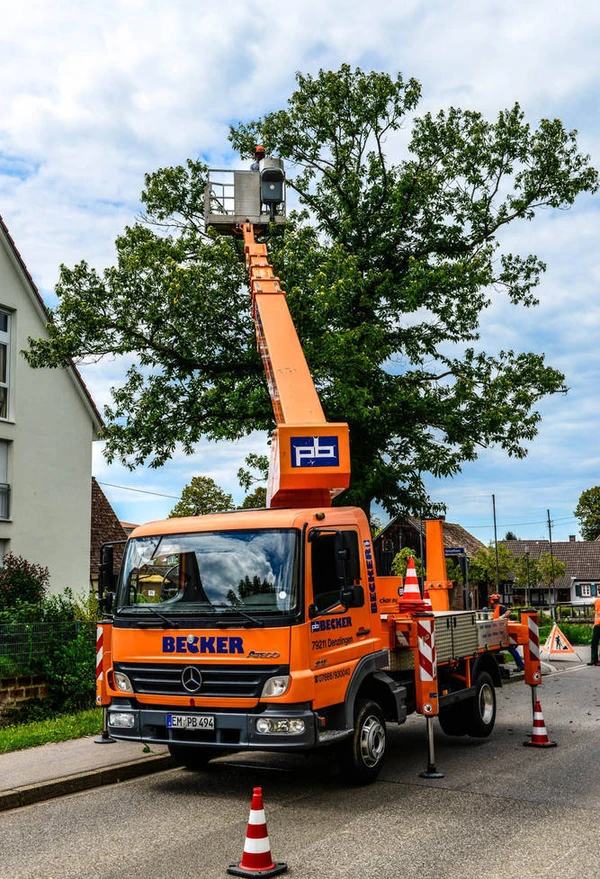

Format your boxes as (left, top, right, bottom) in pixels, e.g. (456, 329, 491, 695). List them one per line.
(0, 591, 97, 720)
(538, 621, 592, 646)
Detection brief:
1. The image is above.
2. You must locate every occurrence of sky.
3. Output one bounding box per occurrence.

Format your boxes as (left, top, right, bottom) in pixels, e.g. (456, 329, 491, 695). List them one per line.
(1, 0, 599, 546)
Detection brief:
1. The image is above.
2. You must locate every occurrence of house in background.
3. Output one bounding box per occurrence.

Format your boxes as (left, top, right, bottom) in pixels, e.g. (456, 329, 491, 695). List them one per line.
(0, 215, 102, 594)
(90, 478, 127, 590)
(374, 515, 485, 610)
(120, 521, 138, 537)
(501, 536, 600, 608)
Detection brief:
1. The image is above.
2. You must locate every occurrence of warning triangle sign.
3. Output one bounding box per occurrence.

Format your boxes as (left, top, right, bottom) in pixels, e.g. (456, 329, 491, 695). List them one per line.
(541, 623, 582, 662)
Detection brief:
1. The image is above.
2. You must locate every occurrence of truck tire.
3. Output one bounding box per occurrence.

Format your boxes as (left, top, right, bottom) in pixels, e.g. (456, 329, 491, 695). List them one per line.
(438, 702, 468, 736)
(340, 698, 387, 785)
(168, 743, 215, 769)
(466, 671, 496, 738)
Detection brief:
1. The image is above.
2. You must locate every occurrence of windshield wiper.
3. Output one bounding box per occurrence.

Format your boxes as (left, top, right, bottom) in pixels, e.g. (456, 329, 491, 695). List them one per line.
(120, 607, 179, 627)
(211, 604, 265, 627)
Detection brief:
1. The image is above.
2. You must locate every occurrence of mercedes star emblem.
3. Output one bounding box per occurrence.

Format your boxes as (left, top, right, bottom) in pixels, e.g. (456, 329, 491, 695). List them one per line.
(181, 666, 203, 693)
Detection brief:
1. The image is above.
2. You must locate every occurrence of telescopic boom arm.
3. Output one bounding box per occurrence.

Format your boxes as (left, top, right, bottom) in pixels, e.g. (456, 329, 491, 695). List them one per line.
(241, 222, 350, 508)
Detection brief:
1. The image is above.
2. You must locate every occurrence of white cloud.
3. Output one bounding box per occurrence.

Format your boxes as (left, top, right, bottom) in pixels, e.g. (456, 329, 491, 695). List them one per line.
(1, 0, 599, 541)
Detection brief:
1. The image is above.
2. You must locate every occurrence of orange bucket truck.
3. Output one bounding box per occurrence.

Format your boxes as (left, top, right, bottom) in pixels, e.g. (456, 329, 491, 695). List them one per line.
(96, 156, 540, 784)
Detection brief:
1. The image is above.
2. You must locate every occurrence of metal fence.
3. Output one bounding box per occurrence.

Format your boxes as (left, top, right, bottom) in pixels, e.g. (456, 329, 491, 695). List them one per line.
(0, 620, 96, 676)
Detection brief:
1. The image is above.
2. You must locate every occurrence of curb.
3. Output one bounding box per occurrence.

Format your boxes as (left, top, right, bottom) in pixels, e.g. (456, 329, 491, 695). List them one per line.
(0, 753, 176, 812)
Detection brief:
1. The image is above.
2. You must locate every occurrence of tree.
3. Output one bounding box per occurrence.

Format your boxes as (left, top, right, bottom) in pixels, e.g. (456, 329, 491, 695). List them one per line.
(0, 553, 50, 609)
(445, 558, 464, 587)
(512, 553, 540, 595)
(391, 548, 425, 579)
(168, 476, 233, 517)
(468, 543, 517, 591)
(25, 66, 598, 519)
(504, 531, 519, 541)
(537, 552, 566, 593)
(239, 486, 267, 509)
(574, 486, 600, 541)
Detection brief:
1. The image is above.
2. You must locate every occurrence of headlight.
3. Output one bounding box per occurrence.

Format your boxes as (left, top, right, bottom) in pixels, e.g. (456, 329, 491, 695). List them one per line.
(261, 675, 290, 698)
(256, 717, 305, 735)
(108, 712, 136, 729)
(114, 672, 134, 694)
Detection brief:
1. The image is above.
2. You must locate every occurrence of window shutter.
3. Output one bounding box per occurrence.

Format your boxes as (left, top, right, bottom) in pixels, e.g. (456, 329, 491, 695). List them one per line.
(592, 584, 597, 598)
(575, 584, 581, 597)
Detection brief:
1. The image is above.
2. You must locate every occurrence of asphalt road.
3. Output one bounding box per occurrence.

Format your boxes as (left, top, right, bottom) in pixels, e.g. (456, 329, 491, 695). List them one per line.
(1, 662, 599, 879)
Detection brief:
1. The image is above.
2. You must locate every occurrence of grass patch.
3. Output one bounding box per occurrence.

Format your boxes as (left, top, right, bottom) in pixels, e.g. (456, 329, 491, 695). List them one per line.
(0, 708, 102, 754)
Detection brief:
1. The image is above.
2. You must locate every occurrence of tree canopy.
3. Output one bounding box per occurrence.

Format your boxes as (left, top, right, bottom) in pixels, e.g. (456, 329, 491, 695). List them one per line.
(574, 487, 600, 541)
(468, 543, 517, 590)
(168, 476, 233, 518)
(25, 65, 598, 518)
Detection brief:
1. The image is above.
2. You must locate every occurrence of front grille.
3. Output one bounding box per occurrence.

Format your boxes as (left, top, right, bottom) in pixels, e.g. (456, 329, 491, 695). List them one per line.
(115, 662, 289, 699)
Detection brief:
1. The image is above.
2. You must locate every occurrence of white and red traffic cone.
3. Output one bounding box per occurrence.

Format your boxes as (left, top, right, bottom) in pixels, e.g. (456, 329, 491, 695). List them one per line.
(398, 556, 425, 610)
(523, 698, 557, 748)
(423, 587, 433, 610)
(228, 787, 288, 877)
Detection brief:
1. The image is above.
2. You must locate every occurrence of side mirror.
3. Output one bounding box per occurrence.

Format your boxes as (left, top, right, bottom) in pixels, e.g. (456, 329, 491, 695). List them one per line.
(340, 583, 364, 609)
(98, 543, 118, 612)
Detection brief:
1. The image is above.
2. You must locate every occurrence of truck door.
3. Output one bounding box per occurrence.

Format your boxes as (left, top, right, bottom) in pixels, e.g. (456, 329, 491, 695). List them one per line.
(307, 527, 372, 676)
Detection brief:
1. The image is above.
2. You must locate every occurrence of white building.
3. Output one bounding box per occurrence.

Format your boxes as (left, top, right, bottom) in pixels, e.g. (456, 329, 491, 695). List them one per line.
(0, 215, 102, 594)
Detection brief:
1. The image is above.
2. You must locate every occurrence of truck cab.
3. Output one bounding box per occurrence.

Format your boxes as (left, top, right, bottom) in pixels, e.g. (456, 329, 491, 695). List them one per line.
(101, 506, 405, 782)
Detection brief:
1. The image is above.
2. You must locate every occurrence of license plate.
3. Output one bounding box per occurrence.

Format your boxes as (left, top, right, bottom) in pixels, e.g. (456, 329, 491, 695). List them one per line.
(167, 714, 215, 730)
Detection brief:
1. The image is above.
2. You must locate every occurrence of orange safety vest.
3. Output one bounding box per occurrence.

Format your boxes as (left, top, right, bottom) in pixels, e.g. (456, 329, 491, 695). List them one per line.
(595, 596, 600, 626)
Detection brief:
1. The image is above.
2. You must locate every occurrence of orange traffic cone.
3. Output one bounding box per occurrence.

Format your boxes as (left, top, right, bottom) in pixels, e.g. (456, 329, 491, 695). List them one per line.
(523, 698, 557, 748)
(398, 556, 425, 609)
(228, 787, 288, 877)
(423, 587, 433, 609)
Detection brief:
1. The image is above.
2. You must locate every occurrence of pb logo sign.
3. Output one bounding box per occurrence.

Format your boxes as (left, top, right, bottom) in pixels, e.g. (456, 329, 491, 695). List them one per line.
(291, 436, 339, 468)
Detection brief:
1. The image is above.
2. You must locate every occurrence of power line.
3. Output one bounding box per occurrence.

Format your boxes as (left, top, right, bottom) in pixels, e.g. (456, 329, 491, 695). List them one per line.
(97, 481, 181, 500)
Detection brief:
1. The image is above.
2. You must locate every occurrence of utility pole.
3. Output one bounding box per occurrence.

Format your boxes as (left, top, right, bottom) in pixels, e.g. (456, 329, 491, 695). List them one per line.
(492, 494, 500, 594)
(547, 509, 556, 615)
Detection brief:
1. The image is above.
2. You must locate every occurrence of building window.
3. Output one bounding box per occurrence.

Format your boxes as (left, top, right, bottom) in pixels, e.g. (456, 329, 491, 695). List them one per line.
(0, 440, 9, 519)
(0, 311, 10, 419)
(581, 583, 592, 598)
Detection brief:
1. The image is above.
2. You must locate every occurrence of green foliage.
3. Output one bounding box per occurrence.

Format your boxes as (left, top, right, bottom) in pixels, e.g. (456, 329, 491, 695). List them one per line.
(512, 553, 540, 590)
(237, 453, 269, 492)
(539, 622, 592, 646)
(391, 548, 425, 578)
(468, 543, 517, 587)
(536, 552, 566, 587)
(25, 66, 598, 518)
(169, 475, 233, 517)
(504, 531, 519, 541)
(0, 554, 50, 609)
(237, 453, 268, 508)
(239, 486, 267, 509)
(370, 517, 384, 537)
(0, 590, 96, 716)
(574, 486, 600, 541)
(445, 558, 464, 586)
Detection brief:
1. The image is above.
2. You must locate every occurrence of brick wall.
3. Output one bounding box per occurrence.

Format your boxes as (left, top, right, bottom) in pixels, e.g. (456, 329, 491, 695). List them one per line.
(0, 675, 48, 724)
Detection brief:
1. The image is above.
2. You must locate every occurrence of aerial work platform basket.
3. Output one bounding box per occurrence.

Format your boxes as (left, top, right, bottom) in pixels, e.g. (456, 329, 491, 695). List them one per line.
(204, 158, 286, 232)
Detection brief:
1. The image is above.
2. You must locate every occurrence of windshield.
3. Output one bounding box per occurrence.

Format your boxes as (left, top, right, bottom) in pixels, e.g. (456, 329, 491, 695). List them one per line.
(115, 528, 299, 618)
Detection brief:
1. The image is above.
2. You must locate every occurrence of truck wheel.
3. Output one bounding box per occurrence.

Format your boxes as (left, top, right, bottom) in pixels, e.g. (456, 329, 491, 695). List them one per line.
(438, 703, 468, 736)
(168, 743, 214, 769)
(466, 671, 496, 738)
(340, 698, 386, 785)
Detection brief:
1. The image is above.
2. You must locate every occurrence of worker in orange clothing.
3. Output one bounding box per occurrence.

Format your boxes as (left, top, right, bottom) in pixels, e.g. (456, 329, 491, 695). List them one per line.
(489, 594, 525, 672)
(588, 594, 600, 666)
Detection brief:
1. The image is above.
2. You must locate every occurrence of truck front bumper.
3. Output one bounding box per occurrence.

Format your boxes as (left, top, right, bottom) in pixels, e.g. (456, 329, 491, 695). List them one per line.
(106, 700, 321, 752)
